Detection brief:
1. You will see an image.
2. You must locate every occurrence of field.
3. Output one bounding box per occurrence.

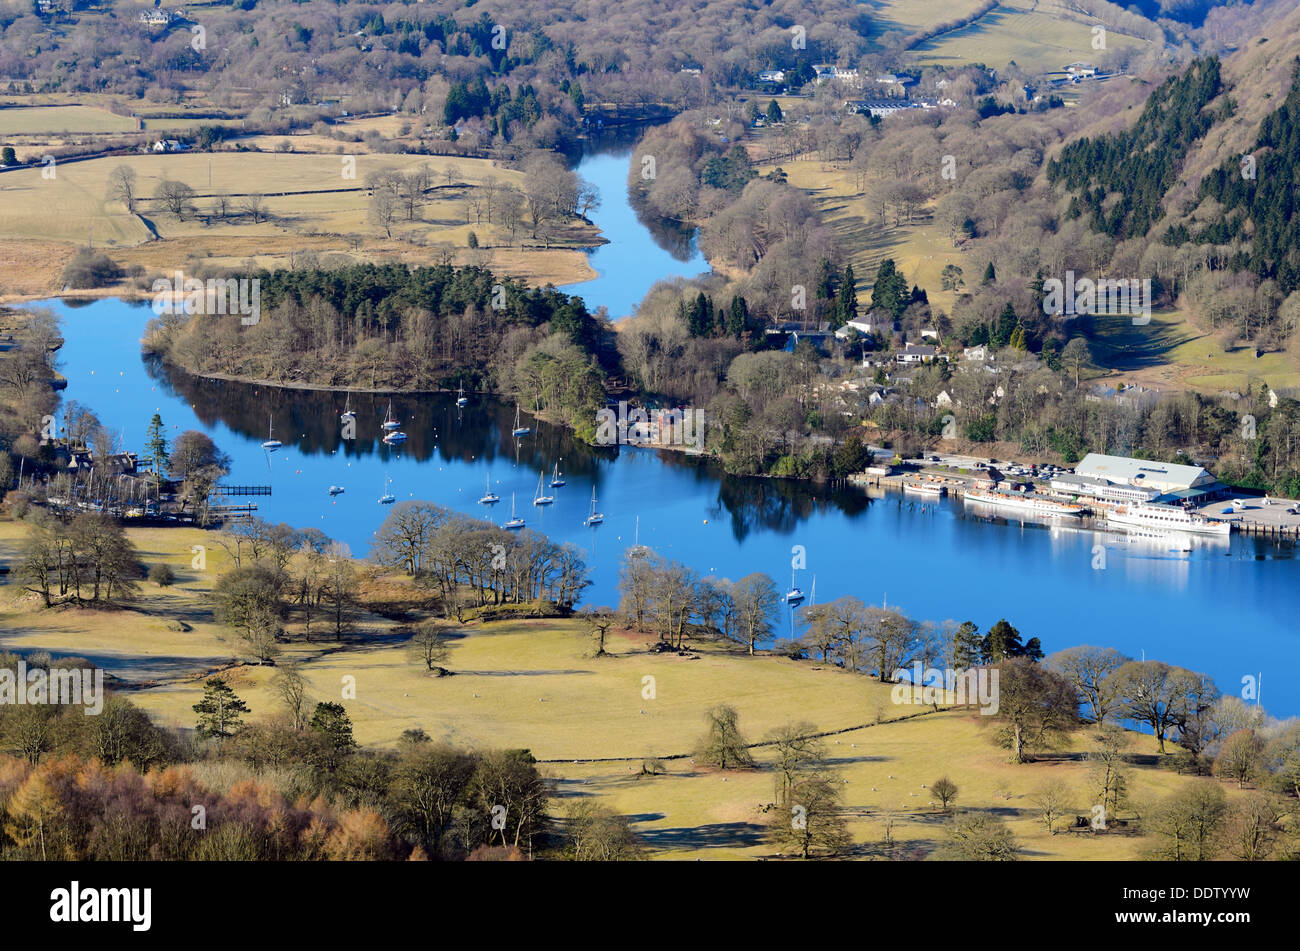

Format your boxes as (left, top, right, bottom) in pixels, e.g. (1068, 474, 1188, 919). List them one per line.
(0, 105, 139, 136)
(0, 519, 1249, 860)
(906, 0, 1153, 75)
(0, 145, 597, 300)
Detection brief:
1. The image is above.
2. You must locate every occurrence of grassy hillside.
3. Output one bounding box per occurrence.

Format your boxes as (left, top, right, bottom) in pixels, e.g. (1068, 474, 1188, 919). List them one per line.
(0, 519, 1253, 861)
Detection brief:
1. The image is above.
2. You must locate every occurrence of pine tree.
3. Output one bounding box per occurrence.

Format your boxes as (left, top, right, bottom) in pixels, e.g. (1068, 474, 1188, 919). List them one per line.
(144, 412, 168, 482)
(982, 261, 997, 285)
(193, 678, 249, 739)
(835, 263, 857, 329)
(728, 295, 749, 339)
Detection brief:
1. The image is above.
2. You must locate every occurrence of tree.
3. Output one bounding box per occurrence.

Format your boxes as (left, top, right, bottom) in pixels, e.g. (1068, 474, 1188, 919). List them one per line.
(1087, 725, 1130, 818)
(372, 502, 447, 576)
(1214, 730, 1265, 788)
(1030, 779, 1071, 833)
(1109, 660, 1204, 753)
(941, 264, 964, 292)
(107, 165, 138, 212)
(932, 775, 959, 813)
(273, 662, 309, 731)
(1, 146, 15, 166)
(193, 678, 249, 739)
(765, 99, 783, 124)
(1060, 337, 1093, 388)
(563, 801, 645, 861)
(731, 573, 779, 655)
(369, 188, 399, 238)
(471, 749, 549, 852)
(143, 412, 168, 482)
(392, 744, 478, 853)
(309, 701, 357, 770)
(938, 811, 1020, 860)
(1222, 792, 1282, 861)
(992, 657, 1079, 763)
(696, 704, 755, 769)
(242, 193, 267, 223)
(766, 721, 825, 801)
(412, 621, 452, 675)
(321, 541, 359, 634)
(1045, 646, 1129, 724)
(155, 179, 196, 218)
(212, 564, 283, 664)
(579, 606, 616, 657)
(770, 775, 850, 859)
(1146, 781, 1227, 861)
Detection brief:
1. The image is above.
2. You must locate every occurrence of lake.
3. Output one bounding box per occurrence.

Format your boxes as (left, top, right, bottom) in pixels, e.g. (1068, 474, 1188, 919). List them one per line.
(24, 146, 1300, 715)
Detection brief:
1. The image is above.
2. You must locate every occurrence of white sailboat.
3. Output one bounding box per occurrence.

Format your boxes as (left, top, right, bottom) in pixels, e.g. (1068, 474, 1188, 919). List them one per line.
(785, 568, 804, 604)
(512, 405, 531, 438)
(533, 470, 554, 506)
(627, 515, 649, 556)
(382, 400, 401, 431)
(328, 485, 345, 496)
(378, 473, 396, 505)
(585, 486, 604, 525)
(550, 461, 566, 488)
(456, 383, 469, 408)
(503, 493, 525, 530)
(261, 415, 282, 451)
(383, 428, 408, 445)
(340, 394, 356, 424)
(479, 472, 499, 505)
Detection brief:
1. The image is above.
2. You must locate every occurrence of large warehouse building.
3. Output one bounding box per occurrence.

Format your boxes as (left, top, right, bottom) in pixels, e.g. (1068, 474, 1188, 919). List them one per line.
(1072, 453, 1218, 495)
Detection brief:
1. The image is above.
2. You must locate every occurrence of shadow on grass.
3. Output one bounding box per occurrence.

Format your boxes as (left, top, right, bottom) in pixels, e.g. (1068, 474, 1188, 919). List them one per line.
(634, 821, 767, 851)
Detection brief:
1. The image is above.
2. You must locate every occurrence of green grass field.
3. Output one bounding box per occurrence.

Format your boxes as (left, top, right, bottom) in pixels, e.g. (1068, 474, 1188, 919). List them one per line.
(0, 520, 1252, 860)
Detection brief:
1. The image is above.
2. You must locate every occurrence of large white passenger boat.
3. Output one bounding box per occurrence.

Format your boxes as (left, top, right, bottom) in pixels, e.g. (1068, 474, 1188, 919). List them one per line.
(964, 489, 1084, 517)
(1107, 502, 1230, 536)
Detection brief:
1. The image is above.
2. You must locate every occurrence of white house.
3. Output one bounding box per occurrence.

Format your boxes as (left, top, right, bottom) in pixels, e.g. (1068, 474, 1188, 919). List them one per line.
(152, 139, 187, 153)
(834, 316, 881, 340)
(758, 69, 786, 83)
(1065, 62, 1097, 79)
(935, 390, 953, 408)
(963, 345, 990, 361)
(919, 328, 939, 340)
(896, 343, 940, 365)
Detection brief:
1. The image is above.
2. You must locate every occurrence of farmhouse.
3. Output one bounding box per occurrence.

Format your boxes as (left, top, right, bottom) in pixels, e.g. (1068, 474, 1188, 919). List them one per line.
(758, 69, 786, 83)
(896, 343, 942, 365)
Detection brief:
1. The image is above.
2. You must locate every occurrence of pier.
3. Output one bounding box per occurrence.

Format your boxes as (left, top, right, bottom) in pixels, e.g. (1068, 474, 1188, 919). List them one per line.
(209, 484, 272, 497)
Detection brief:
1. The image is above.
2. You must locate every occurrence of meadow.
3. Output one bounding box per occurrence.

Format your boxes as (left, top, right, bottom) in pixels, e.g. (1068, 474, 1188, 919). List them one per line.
(0, 520, 1245, 860)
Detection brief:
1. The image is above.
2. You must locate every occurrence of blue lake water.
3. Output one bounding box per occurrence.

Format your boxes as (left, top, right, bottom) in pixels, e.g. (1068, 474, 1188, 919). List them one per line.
(24, 146, 1300, 716)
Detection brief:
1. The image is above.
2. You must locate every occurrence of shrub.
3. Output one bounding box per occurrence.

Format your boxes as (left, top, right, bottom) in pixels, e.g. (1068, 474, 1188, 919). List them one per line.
(149, 563, 177, 587)
(61, 248, 123, 289)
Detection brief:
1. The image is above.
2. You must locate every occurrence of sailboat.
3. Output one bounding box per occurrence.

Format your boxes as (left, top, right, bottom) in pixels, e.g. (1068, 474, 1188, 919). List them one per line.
(512, 405, 531, 438)
(503, 493, 525, 530)
(340, 394, 356, 424)
(533, 470, 554, 506)
(383, 427, 408, 445)
(261, 415, 282, 451)
(328, 485, 345, 496)
(378, 474, 396, 505)
(785, 568, 804, 604)
(627, 516, 649, 556)
(479, 472, 499, 505)
(584, 486, 604, 525)
(550, 461, 566, 488)
(382, 400, 401, 431)
(456, 383, 469, 408)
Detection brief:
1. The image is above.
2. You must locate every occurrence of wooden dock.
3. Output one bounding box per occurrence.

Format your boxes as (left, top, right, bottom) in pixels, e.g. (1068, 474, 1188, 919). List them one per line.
(210, 484, 272, 497)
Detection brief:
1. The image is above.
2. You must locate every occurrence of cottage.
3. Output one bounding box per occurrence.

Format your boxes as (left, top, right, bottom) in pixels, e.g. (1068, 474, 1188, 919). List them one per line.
(758, 69, 786, 84)
(896, 343, 940, 365)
